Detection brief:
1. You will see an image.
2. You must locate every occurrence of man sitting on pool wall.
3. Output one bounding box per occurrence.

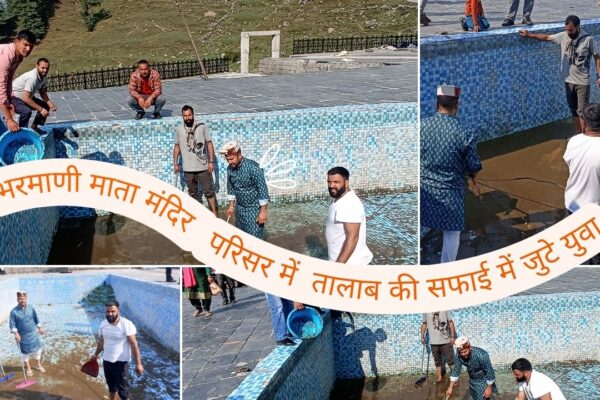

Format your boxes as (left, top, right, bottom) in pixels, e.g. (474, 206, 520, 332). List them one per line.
(511, 358, 566, 400)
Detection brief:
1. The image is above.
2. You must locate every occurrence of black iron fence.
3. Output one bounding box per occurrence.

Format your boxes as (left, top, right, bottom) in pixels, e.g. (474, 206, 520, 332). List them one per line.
(46, 57, 230, 92)
(292, 34, 417, 54)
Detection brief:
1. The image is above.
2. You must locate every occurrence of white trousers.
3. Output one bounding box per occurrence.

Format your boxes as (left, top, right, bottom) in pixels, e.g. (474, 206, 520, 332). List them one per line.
(441, 231, 461, 263)
(21, 349, 42, 362)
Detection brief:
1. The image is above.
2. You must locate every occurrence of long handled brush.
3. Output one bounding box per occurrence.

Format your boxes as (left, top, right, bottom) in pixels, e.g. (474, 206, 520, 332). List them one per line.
(0, 360, 15, 383)
(415, 343, 426, 386)
(15, 342, 36, 389)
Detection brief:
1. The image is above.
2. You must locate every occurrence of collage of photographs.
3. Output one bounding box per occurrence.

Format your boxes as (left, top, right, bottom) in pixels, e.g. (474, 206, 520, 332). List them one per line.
(0, 0, 598, 399)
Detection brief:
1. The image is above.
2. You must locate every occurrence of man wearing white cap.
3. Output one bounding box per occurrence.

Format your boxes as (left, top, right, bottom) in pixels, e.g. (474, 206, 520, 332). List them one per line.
(511, 358, 566, 400)
(421, 84, 482, 263)
(447, 337, 497, 400)
(220, 141, 303, 346)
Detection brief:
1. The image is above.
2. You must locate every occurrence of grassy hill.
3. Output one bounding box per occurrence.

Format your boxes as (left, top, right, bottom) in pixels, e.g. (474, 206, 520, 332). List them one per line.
(16, 0, 416, 75)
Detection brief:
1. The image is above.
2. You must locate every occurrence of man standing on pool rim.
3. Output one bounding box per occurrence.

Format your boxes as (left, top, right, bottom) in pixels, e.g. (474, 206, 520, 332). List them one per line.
(92, 300, 143, 400)
(520, 15, 600, 134)
(421, 84, 482, 263)
(221, 141, 303, 346)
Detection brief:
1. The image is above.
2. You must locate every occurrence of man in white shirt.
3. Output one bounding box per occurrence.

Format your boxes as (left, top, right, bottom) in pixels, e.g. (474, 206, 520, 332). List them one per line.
(12, 57, 56, 133)
(564, 102, 600, 264)
(512, 358, 566, 400)
(91, 300, 143, 400)
(325, 166, 373, 265)
(564, 102, 600, 213)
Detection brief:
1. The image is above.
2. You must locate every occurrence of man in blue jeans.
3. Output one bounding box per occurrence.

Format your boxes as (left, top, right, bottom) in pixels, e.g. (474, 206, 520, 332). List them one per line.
(221, 141, 303, 345)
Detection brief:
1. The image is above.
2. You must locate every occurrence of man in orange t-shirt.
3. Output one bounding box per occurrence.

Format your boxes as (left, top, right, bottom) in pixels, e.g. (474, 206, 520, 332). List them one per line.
(127, 60, 166, 119)
(460, 0, 490, 32)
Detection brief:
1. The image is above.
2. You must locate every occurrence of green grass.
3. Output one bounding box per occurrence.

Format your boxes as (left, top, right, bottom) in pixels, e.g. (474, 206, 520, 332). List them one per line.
(17, 0, 416, 75)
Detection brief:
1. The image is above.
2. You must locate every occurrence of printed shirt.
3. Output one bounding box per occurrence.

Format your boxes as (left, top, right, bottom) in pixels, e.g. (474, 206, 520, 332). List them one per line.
(420, 112, 482, 231)
(550, 31, 597, 85)
(129, 68, 162, 98)
(226, 158, 269, 207)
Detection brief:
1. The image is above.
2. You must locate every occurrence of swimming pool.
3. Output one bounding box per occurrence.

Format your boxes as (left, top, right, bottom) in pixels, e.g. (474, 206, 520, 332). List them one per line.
(0, 273, 179, 399)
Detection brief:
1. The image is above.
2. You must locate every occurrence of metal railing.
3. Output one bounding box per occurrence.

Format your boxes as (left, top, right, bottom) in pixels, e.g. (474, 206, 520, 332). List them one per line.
(46, 57, 230, 92)
(292, 34, 417, 54)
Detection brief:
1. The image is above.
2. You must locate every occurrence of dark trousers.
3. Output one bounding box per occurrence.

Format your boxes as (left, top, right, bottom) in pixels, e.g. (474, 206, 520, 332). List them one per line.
(216, 274, 235, 301)
(103, 360, 129, 400)
(166, 267, 173, 281)
(190, 298, 211, 312)
(13, 96, 49, 128)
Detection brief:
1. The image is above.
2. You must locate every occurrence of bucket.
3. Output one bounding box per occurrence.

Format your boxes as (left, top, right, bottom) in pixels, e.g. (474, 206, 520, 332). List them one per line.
(0, 129, 44, 166)
(286, 307, 324, 339)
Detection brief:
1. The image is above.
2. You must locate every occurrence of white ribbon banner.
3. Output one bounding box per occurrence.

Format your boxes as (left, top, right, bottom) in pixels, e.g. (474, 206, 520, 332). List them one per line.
(0, 159, 597, 314)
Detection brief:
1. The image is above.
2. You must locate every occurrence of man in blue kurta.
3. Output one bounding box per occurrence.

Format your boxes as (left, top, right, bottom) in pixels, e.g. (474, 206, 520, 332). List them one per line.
(421, 84, 482, 263)
(221, 141, 302, 346)
(447, 336, 498, 400)
(10, 291, 45, 375)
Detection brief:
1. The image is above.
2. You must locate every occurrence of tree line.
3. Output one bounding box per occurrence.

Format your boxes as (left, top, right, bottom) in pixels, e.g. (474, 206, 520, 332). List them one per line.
(0, 0, 111, 43)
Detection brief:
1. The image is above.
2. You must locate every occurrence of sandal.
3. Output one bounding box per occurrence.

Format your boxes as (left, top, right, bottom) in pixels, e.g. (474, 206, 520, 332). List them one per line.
(26, 369, 33, 376)
(35, 366, 46, 373)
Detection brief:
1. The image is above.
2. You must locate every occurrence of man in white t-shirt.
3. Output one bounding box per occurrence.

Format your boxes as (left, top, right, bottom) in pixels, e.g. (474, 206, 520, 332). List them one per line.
(12, 57, 57, 132)
(91, 300, 143, 400)
(564, 102, 600, 213)
(325, 166, 373, 265)
(512, 358, 566, 400)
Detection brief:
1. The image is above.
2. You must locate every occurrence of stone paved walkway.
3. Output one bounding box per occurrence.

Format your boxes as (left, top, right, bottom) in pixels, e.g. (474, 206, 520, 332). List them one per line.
(42, 62, 416, 125)
(421, 1, 600, 36)
(182, 284, 276, 400)
(181, 267, 599, 400)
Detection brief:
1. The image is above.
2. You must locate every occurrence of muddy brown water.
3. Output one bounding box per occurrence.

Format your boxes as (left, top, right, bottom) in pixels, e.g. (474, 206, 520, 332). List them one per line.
(49, 192, 417, 265)
(421, 119, 572, 264)
(331, 361, 600, 399)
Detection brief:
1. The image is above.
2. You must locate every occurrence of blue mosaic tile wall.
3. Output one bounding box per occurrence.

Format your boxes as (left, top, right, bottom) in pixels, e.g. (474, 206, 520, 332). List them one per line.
(0, 278, 20, 320)
(107, 274, 180, 353)
(19, 274, 106, 304)
(228, 314, 335, 400)
(0, 133, 60, 264)
(334, 291, 600, 378)
(420, 20, 600, 141)
(46, 103, 417, 218)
